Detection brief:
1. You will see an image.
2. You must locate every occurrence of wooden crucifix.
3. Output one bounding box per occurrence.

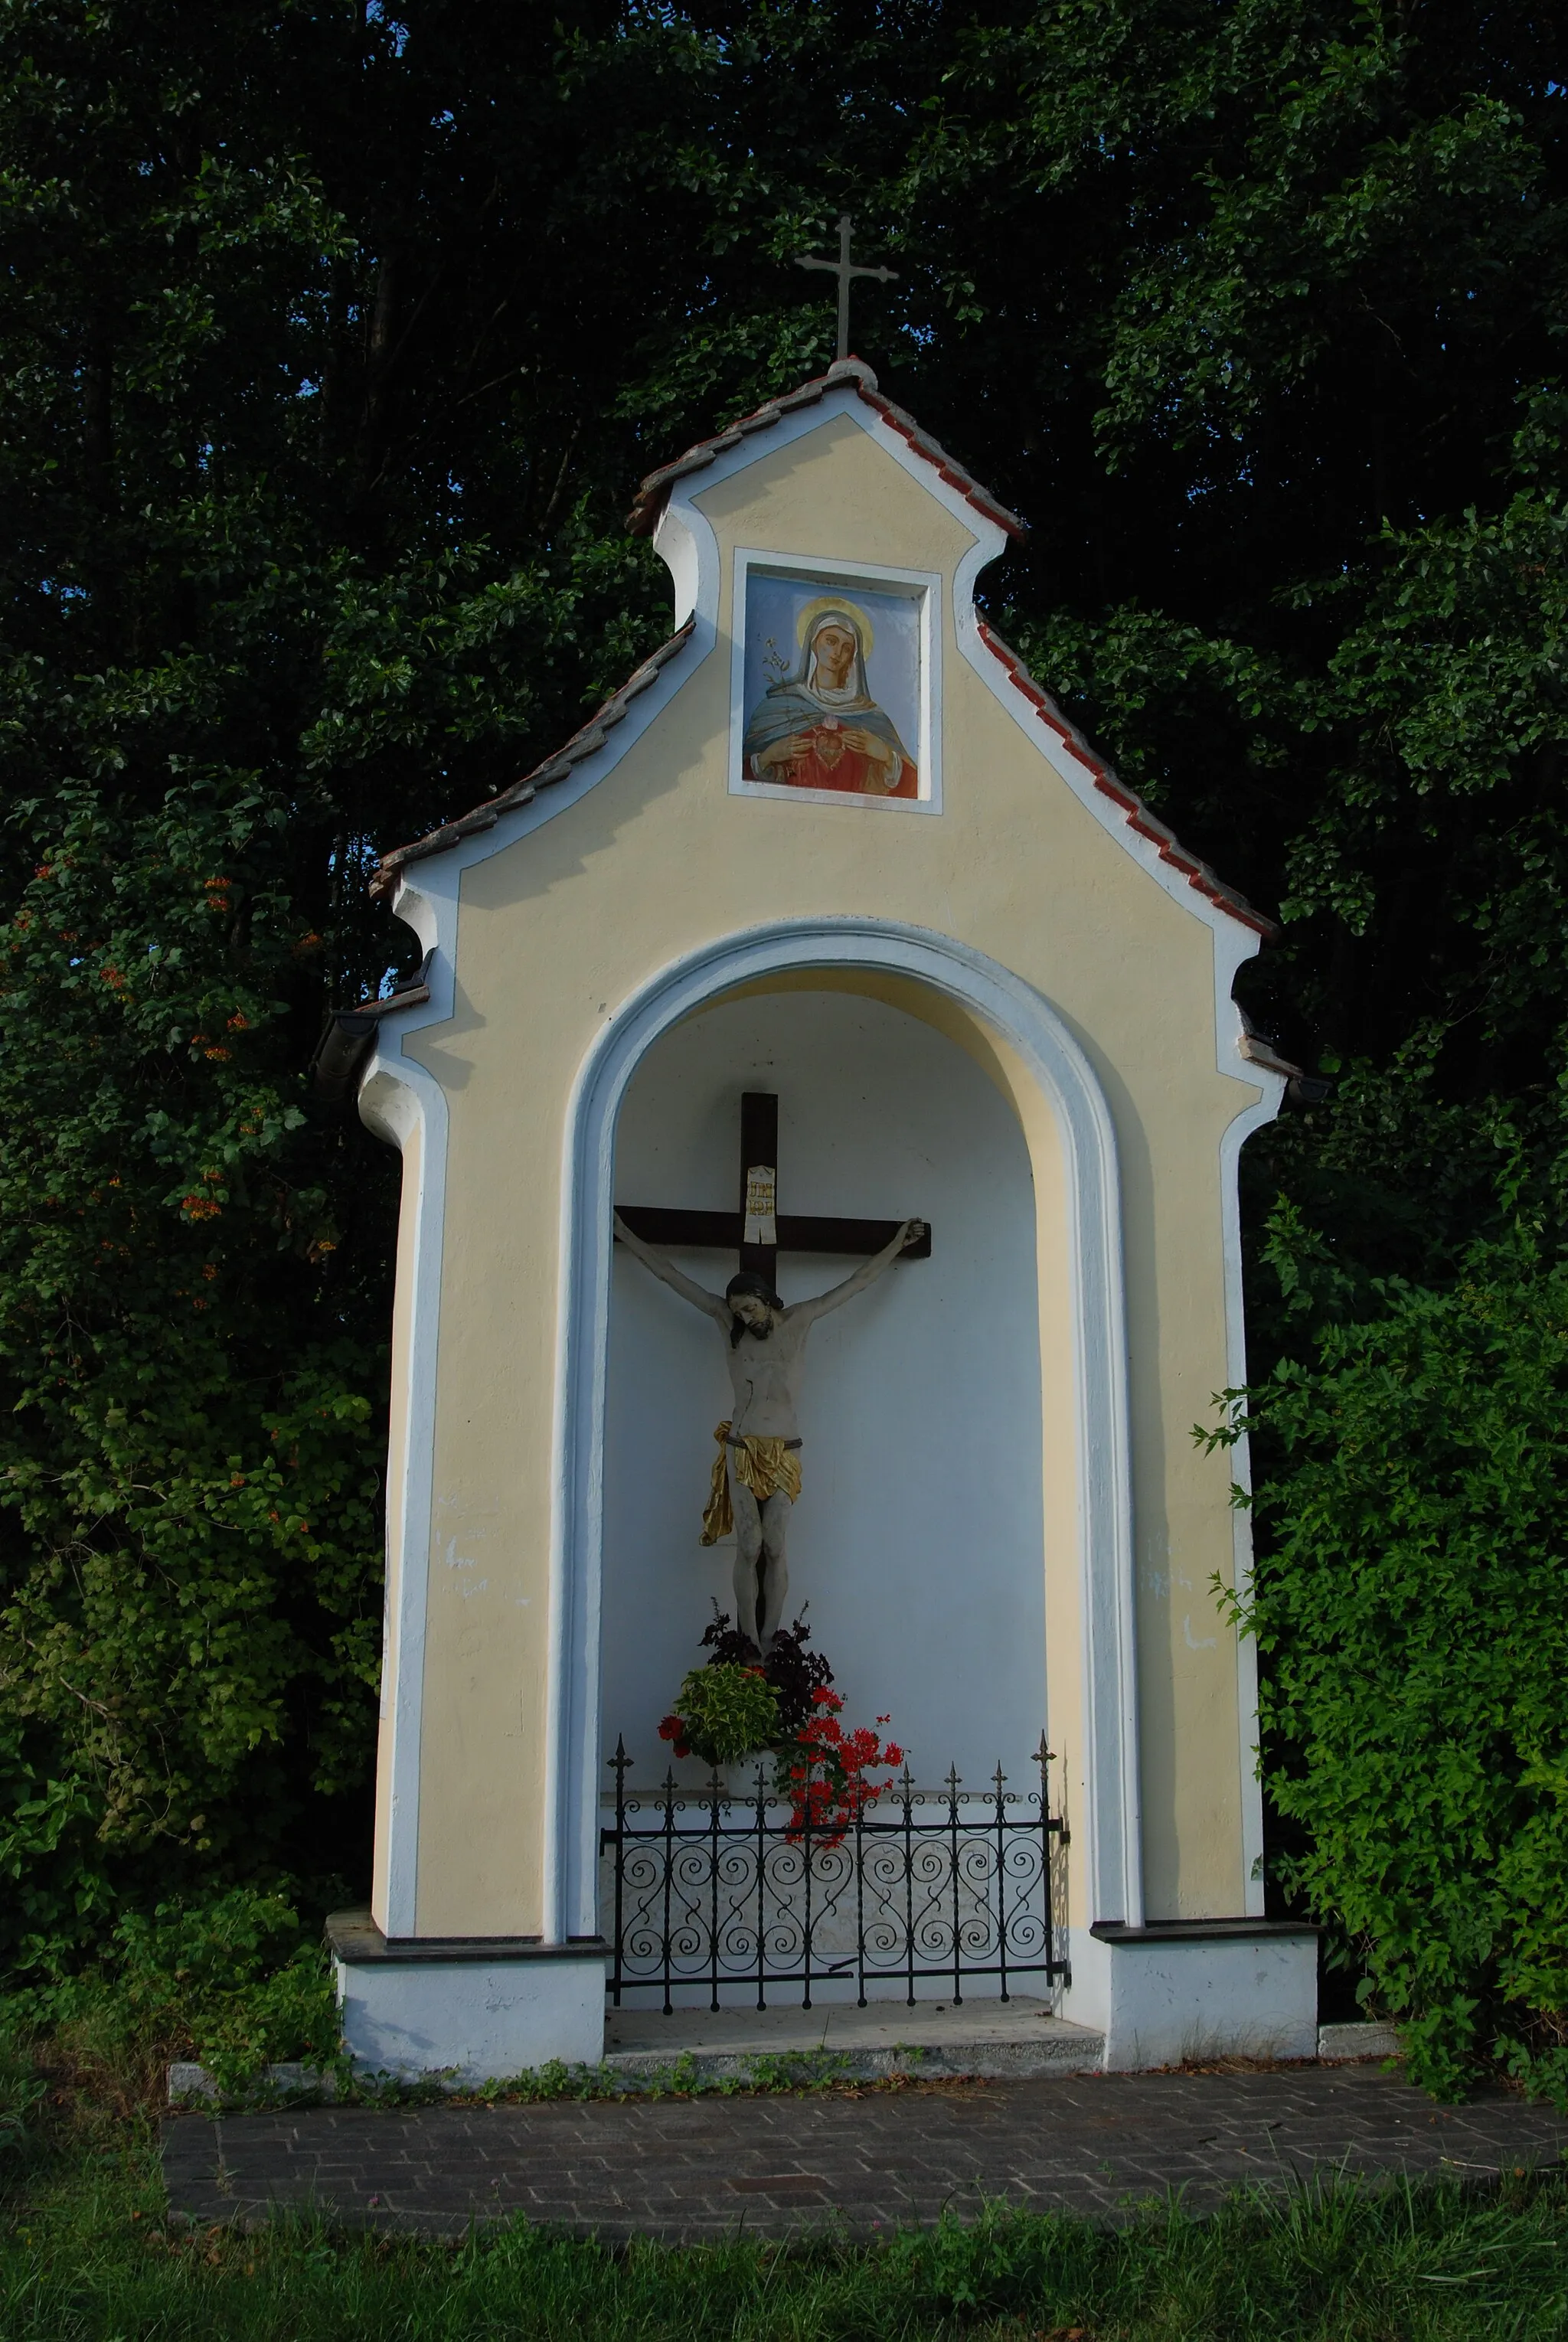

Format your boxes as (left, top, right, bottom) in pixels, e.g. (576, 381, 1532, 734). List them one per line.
(613, 1093, 929, 1651)
(614, 1091, 932, 1286)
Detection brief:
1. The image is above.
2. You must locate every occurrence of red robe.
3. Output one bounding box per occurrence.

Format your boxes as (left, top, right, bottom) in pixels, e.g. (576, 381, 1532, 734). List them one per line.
(750, 722, 918, 799)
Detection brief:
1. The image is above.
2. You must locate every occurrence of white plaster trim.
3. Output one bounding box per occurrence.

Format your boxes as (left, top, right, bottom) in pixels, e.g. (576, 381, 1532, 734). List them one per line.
(727, 546, 943, 814)
(655, 498, 703, 632)
(1217, 1060, 1286, 1917)
(357, 930, 455, 1936)
(550, 917, 1141, 1945)
(1201, 923, 1287, 1916)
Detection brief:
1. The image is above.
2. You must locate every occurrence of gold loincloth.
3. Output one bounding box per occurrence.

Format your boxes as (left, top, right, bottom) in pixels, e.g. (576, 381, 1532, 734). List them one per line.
(700, 1419, 803, 1545)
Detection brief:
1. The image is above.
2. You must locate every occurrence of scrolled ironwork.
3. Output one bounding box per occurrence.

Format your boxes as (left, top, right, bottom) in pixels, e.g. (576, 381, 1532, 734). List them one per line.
(600, 1732, 1070, 2010)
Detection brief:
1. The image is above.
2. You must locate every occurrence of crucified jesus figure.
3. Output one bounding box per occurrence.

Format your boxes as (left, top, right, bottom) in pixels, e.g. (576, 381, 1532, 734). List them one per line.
(612, 1213, 926, 1653)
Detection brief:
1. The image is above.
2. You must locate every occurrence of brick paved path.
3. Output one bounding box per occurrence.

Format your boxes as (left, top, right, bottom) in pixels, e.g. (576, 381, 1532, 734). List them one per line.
(161, 2063, 1568, 2242)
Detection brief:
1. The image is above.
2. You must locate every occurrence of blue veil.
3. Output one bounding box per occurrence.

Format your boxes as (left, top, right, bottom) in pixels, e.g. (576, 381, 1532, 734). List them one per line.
(743, 609, 912, 772)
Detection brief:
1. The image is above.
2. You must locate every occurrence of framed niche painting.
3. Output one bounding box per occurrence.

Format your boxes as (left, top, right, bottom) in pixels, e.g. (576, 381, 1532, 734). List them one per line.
(730, 554, 940, 813)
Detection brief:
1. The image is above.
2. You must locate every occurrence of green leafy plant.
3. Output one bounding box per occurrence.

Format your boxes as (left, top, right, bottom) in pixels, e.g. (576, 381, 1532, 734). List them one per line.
(659, 1664, 781, 1768)
(733, 2047, 853, 2092)
(700, 1606, 834, 1734)
(110, 1886, 341, 2097)
(1213, 1220, 1568, 2100)
(0, 2010, 44, 2167)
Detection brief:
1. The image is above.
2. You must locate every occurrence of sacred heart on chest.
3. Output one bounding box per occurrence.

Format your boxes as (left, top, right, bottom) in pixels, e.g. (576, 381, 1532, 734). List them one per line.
(812, 718, 846, 771)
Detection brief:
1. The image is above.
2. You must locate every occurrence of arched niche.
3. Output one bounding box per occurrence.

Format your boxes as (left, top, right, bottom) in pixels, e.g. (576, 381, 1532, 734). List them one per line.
(549, 919, 1140, 1954)
(602, 980, 1046, 1793)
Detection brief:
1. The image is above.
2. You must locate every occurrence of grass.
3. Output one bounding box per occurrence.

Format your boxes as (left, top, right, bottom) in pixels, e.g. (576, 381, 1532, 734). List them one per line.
(7, 2128, 1568, 2339)
(5, 2021, 1568, 2340)
(165, 2043, 877, 2106)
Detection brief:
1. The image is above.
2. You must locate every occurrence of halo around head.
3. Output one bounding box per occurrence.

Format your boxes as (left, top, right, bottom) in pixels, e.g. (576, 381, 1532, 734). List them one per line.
(794, 594, 874, 660)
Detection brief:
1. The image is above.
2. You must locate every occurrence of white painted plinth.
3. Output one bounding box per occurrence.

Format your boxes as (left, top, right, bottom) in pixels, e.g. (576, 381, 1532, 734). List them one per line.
(1063, 1922, 1318, 2069)
(329, 1912, 606, 2082)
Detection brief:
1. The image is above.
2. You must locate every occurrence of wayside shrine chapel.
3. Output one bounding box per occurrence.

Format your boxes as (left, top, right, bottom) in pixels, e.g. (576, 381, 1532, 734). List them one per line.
(321, 351, 1319, 2080)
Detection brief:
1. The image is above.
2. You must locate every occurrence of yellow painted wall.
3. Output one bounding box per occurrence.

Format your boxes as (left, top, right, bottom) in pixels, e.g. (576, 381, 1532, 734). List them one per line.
(381, 410, 1265, 1937)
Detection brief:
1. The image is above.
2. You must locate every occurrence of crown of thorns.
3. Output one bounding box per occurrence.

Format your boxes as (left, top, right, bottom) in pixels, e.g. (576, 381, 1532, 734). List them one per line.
(725, 1270, 783, 1312)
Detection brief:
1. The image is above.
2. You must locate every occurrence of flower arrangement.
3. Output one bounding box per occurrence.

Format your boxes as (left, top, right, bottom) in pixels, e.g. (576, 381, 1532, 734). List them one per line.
(778, 1687, 902, 1845)
(699, 1605, 833, 1736)
(658, 1605, 901, 1845)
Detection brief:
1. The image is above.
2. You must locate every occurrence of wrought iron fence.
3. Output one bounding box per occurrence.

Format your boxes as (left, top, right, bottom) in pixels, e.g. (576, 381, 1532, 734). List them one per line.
(601, 1736, 1070, 2011)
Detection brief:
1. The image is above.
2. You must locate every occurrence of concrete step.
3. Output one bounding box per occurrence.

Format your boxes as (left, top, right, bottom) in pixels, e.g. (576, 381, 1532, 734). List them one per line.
(167, 1997, 1107, 2103)
(603, 1995, 1105, 2084)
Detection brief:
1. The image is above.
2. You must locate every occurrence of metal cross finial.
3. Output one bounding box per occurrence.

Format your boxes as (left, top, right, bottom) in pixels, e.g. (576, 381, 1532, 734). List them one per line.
(795, 213, 897, 363)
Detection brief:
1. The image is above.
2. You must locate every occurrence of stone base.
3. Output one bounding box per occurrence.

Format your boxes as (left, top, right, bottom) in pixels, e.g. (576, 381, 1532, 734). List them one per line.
(1063, 1920, 1319, 2069)
(168, 2060, 338, 2103)
(328, 1910, 606, 2082)
(1318, 2020, 1401, 2062)
(325, 1909, 1319, 2083)
(603, 1996, 1104, 2086)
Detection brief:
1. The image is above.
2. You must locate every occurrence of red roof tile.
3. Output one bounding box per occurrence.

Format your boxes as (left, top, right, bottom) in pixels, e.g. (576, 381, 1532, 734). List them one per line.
(975, 620, 1276, 939)
(369, 622, 694, 901)
(626, 357, 1025, 541)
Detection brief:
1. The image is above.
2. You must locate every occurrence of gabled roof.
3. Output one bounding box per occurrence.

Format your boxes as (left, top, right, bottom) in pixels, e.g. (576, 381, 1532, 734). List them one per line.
(975, 621, 1274, 939)
(369, 623, 693, 903)
(368, 361, 1275, 941)
(626, 357, 1025, 541)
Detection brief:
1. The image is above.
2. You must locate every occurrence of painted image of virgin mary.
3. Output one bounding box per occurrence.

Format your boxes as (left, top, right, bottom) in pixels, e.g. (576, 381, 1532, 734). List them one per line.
(743, 599, 917, 799)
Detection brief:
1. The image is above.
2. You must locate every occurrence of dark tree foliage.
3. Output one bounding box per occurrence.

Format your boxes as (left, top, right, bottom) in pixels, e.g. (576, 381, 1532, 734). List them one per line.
(0, 0, 1564, 2063)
